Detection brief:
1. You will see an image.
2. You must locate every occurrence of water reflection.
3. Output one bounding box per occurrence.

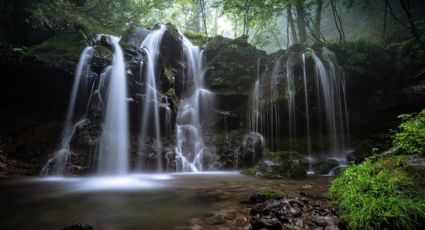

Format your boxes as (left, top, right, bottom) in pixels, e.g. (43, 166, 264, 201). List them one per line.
(0, 172, 330, 229)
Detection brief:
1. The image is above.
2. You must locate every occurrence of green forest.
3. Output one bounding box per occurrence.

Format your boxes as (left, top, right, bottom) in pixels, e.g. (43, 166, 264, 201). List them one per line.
(0, 0, 425, 229)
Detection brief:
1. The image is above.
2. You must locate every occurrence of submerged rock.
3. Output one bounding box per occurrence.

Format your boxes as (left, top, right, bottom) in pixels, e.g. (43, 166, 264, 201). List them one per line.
(61, 223, 94, 230)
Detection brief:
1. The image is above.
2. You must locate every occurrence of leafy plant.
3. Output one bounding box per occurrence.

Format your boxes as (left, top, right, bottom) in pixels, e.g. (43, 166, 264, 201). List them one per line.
(393, 109, 425, 155)
(329, 158, 425, 229)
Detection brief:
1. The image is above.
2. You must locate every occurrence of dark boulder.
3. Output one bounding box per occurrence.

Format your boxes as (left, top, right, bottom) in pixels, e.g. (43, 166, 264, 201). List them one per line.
(61, 223, 94, 230)
(240, 132, 265, 167)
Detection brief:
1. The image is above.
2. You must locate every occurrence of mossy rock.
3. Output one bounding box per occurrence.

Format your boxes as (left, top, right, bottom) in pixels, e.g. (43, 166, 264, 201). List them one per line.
(249, 189, 285, 203)
(241, 167, 256, 176)
(184, 31, 208, 46)
(120, 26, 151, 49)
(260, 151, 308, 178)
(315, 159, 339, 175)
(205, 35, 266, 95)
(28, 34, 87, 63)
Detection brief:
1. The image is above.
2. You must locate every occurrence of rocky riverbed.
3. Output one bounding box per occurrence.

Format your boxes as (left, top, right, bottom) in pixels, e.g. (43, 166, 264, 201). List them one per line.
(172, 175, 335, 230)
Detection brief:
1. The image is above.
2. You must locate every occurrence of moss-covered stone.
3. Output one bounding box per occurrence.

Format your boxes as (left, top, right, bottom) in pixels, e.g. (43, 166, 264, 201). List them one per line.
(249, 188, 285, 203)
(205, 35, 266, 96)
(241, 167, 256, 176)
(315, 159, 339, 175)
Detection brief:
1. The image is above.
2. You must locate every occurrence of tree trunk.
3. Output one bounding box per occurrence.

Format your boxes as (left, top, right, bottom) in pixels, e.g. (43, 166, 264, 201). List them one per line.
(287, 4, 298, 44)
(330, 0, 345, 43)
(190, 0, 201, 32)
(399, 0, 425, 52)
(314, 0, 323, 37)
(199, 0, 208, 37)
(295, 0, 307, 44)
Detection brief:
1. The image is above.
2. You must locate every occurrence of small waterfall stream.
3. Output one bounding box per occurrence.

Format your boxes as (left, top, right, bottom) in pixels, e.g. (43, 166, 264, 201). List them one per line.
(175, 36, 215, 172)
(42, 47, 94, 175)
(97, 36, 129, 175)
(139, 25, 166, 172)
(311, 48, 349, 159)
(286, 56, 296, 152)
(302, 54, 313, 174)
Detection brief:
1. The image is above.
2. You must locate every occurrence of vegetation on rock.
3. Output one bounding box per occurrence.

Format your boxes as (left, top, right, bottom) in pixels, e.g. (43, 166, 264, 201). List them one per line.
(329, 109, 425, 229)
(394, 109, 425, 155)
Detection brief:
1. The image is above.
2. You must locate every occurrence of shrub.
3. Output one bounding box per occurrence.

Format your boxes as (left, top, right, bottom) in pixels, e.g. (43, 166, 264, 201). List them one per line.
(393, 109, 425, 155)
(329, 158, 425, 229)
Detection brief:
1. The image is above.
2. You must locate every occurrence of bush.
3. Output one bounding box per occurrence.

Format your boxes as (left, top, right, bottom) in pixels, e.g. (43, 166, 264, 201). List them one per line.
(329, 158, 425, 229)
(393, 109, 425, 155)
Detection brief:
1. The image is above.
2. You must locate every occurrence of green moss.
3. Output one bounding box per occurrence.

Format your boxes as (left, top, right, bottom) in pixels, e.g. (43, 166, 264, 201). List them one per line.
(329, 156, 425, 229)
(165, 88, 178, 111)
(256, 188, 285, 200)
(241, 167, 256, 176)
(315, 159, 339, 175)
(184, 31, 208, 46)
(28, 35, 86, 62)
(262, 151, 307, 178)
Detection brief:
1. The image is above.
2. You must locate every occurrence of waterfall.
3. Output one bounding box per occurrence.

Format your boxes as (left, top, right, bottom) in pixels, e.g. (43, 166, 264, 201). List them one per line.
(248, 47, 349, 168)
(286, 56, 296, 152)
(175, 36, 214, 172)
(98, 36, 129, 175)
(42, 47, 94, 175)
(139, 25, 166, 171)
(249, 79, 260, 133)
(311, 48, 350, 159)
(269, 58, 281, 150)
(302, 54, 313, 174)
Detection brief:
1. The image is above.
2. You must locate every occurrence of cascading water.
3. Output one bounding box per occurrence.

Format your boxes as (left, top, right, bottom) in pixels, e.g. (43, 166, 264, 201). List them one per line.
(249, 79, 261, 133)
(302, 54, 313, 174)
(286, 56, 296, 152)
(268, 58, 281, 150)
(97, 36, 129, 175)
(175, 36, 215, 172)
(42, 47, 94, 175)
(248, 47, 349, 173)
(311, 48, 350, 159)
(139, 25, 166, 171)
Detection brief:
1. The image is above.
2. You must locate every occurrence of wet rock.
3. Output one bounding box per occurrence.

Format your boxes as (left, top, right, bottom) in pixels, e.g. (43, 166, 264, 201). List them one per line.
(234, 216, 249, 226)
(240, 132, 264, 167)
(120, 26, 151, 49)
(251, 215, 282, 230)
(61, 223, 94, 230)
(249, 193, 339, 230)
(312, 216, 336, 227)
(248, 189, 284, 204)
(295, 218, 304, 228)
(315, 159, 339, 175)
(256, 152, 308, 178)
(205, 213, 226, 225)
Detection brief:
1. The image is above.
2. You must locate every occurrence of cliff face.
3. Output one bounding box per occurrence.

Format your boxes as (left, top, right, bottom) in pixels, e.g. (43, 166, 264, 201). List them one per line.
(1, 1, 424, 176)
